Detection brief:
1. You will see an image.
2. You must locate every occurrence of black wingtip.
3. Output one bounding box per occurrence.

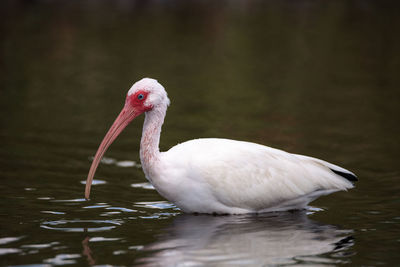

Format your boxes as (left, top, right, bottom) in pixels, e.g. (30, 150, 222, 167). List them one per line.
(330, 169, 358, 182)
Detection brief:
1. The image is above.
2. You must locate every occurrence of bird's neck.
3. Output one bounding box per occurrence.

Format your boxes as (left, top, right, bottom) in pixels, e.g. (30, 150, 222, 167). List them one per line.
(140, 105, 166, 178)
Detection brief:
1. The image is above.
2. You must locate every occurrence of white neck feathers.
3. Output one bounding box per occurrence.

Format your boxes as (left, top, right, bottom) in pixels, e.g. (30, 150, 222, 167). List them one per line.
(140, 104, 167, 178)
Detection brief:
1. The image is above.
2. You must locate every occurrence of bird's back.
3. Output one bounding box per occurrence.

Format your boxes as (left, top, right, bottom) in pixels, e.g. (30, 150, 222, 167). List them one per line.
(155, 138, 355, 214)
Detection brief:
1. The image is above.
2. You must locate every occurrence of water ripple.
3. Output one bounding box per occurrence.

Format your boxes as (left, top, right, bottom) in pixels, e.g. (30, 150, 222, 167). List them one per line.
(130, 182, 155, 190)
(116, 160, 139, 168)
(21, 242, 59, 249)
(89, 237, 121, 242)
(0, 237, 23, 245)
(40, 220, 122, 232)
(0, 248, 21, 256)
(41, 211, 66, 215)
(89, 156, 141, 168)
(80, 179, 107, 185)
(43, 253, 81, 265)
(83, 204, 110, 209)
(134, 201, 177, 210)
(51, 198, 86, 203)
(105, 207, 136, 212)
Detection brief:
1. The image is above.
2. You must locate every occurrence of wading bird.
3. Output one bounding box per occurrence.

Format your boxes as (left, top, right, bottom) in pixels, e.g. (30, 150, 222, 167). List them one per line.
(85, 78, 357, 214)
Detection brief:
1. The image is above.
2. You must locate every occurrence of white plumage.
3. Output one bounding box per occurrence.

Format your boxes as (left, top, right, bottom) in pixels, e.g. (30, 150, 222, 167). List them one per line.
(85, 78, 357, 214)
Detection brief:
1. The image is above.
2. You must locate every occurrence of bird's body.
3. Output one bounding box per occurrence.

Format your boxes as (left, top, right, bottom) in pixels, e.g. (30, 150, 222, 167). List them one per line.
(85, 78, 357, 214)
(145, 138, 354, 214)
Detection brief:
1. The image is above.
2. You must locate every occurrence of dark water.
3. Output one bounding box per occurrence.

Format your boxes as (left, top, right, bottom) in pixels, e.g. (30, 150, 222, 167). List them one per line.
(1, 1, 400, 266)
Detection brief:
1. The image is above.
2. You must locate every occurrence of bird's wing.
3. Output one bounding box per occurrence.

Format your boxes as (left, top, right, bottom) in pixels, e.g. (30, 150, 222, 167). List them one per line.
(161, 138, 354, 212)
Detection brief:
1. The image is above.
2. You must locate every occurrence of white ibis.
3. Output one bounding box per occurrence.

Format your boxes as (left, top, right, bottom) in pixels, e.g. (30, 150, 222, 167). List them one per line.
(85, 78, 357, 214)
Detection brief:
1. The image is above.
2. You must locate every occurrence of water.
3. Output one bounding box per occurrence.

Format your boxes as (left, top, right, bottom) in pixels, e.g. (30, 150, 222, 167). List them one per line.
(1, 0, 400, 266)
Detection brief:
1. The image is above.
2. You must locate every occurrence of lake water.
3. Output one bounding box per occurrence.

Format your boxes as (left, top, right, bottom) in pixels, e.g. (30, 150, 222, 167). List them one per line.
(1, 1, 400, 266)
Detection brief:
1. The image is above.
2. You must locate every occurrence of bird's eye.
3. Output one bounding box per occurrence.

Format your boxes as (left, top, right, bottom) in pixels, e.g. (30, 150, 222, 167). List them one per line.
(137, 94, 144, 100)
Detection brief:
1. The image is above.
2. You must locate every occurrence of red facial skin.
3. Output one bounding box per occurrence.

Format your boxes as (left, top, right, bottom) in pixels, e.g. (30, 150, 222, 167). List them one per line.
(127, 90, 152, 113)
(84, 89, 152, 199)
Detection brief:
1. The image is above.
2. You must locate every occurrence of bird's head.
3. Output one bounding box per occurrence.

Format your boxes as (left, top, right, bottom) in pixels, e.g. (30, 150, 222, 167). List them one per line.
(84, 78, 169, 200)
(126, 78, 170, 113)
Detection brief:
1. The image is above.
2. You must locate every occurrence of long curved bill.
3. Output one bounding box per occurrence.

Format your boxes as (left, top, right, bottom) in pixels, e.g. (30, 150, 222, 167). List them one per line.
(85, 105, 138, 200)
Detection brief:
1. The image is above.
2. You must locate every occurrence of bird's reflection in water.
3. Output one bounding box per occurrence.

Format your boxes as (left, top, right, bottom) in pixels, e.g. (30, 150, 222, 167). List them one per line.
(136, 211, 354, 266)
(82, 236, 95, 265)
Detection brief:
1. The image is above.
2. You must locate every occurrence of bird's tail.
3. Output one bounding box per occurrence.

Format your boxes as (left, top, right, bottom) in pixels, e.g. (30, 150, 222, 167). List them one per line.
(295, 154, 358, 183)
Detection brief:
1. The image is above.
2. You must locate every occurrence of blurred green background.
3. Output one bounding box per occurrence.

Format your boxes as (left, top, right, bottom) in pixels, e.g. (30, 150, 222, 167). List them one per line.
(1, 1, 400, 266)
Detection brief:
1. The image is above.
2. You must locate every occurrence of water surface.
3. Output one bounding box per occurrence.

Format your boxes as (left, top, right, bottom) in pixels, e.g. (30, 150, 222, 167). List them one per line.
(1, 1, 400, 266)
